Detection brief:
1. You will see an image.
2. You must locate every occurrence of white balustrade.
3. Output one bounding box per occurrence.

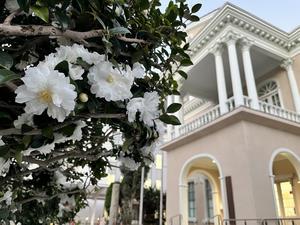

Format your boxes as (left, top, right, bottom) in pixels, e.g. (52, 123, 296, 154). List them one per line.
(171, 96, 300, 140)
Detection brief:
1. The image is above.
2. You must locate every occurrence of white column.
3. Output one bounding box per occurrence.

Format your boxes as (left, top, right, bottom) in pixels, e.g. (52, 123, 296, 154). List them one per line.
(281, 59, 300, 113)
(174, 95, 183, 137)
(139, 167, 145, 225)
(219, 176, 229, 220)
(241, 39, 259, 110)
(211, 43, 228, 114)
(224, 33, 244, 107)
(179, 184, 189, 225)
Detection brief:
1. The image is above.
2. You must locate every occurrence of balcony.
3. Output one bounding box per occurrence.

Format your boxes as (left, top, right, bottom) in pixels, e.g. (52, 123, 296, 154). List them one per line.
(170, 96, 300, 140)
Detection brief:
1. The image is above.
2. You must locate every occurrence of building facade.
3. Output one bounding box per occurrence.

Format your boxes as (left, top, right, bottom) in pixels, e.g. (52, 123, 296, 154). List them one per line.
(163, 3, 300, 225)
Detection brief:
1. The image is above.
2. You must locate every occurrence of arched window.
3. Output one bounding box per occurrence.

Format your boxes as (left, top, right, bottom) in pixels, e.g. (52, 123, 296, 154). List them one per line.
(258, 81, 281, 107)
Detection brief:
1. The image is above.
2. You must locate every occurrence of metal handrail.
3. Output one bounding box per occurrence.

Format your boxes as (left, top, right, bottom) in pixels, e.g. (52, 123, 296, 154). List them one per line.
(204, 215, 222, 225)
(261, 217, 300, 225)
(223, 218, 263, 225)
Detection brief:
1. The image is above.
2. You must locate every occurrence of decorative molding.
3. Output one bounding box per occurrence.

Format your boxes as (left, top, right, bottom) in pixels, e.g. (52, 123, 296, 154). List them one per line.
(183, 98, 207, 115)
(209, 42, 225, 56)
(281, 58, 293, 70)
(189, 4, 300, 58)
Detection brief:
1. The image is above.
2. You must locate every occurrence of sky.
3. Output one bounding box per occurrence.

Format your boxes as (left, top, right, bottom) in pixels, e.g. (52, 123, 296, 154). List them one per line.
(161, 0, 300, 32)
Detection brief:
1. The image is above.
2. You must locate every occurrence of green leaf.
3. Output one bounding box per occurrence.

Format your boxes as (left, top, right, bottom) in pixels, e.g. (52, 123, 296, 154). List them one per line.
(54, 60, 69, 74)
(0, 111, 11, 120)
(139, 0, 150, 10)
(190, 15, 200, 22)
(30, 135, 45, 148)
(0, 69, 20, 85)
(191, 3, 202, 13)
(55, 10, 71, 29)
(31, 6, 49, 22)
(22, 135, 32, 148)
(0, 145, 9, 157)
(180, 58, 193, 66)
(167, 103, 182, 113)
(122, 138, 134, 152)
(177, 70, 188, 79)
(0, 52, 13, 69)
(60, 124, 77, 137)
(159, 114, 181, 125)
(109, 27, 131, 35)
(17, 0, 30, 12)
(15, 151, 23, 165)
(21, 124, 34, 133)
(42, 127, 54, 139)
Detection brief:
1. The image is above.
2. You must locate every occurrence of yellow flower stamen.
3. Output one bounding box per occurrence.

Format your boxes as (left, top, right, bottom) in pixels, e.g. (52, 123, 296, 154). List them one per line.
(38, 90, 52, 103)
(106, 74, 114, 83)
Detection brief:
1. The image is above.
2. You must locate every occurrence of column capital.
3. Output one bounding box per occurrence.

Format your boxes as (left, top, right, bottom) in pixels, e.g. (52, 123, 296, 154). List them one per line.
(210, 42, 224, 56)
(281, 58, 293, 70)
(240, 37, 254, 52)
(221, 31, 240, 45)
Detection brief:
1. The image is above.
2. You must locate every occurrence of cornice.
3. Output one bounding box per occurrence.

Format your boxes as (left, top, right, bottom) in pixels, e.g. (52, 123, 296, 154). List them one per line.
(183, 98, 207, 115)
(189, 4, 300, 58)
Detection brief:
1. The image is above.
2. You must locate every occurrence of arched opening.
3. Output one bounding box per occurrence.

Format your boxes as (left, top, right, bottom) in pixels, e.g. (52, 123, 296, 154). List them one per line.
(271, 150, 300, 217)
(180, 154, 226, 225)
(258, 80, 282, 107)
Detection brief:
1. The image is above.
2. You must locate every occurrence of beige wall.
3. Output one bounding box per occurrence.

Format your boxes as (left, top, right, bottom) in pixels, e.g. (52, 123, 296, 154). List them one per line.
(164, 111, 300, 224)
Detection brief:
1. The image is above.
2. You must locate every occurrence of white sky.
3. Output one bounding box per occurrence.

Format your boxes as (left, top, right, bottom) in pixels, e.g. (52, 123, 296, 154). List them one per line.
(160, 0, 300, 32)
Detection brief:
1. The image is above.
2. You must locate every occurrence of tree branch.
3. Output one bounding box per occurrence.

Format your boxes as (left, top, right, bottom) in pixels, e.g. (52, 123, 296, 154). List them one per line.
(3, 9, 22, 25)
(0, 24, 148, 44)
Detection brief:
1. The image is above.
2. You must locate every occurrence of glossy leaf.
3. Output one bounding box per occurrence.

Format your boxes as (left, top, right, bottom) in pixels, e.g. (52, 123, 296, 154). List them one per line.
(167, 103, 182, 113)
(31, 5, 49, 22)
(0, 69, 20, 85)
(0, 52, 13, 69)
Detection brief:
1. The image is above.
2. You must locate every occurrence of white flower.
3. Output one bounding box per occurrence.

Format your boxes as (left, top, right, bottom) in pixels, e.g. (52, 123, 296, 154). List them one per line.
(126, 91, 160, 127)
(0, 158, 11, 177)
(113, 132, 124, 146)
(141, 141, 159, 157)
(15, 64, 77, 122)
(132, 63, 145, 78)
(119, 155, 140, 171)
(0, 190, 12, 206)
(88, 61, 134, 101)
(13, 113, 34, 129)
(0, 136, 4, 146)
(9, 221, 21, 225)
(23, 142, 55, 156)
(57, 194, 76, 217)
(55, 171, 83, 190)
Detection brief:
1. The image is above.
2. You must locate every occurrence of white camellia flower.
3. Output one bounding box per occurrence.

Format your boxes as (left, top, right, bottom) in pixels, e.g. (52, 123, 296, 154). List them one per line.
(88, 61, 134, 101)
(132, 63, 146, 78)
(127, 91, 160, 127)
(0, 190, 12, 206)
(57, 194, 76, 217)
(15, 64, 77, 122)
(0, 158, 11, 177)
(119, 155, 140, 171)
(55, 171, 83, 190)
(13, 113, 34, 129)
(0, 136, 4, 146)
(0, 137, 10, 177)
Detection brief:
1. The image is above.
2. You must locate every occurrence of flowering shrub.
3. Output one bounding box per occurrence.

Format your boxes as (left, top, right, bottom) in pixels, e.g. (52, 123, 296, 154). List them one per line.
(0, 0, 201, 223)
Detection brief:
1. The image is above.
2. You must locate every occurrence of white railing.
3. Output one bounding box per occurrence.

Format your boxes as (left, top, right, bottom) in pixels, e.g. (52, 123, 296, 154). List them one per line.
(170, 96, 300, 140)
(179, 105, 220, 135)
(258, 101, 300, 122)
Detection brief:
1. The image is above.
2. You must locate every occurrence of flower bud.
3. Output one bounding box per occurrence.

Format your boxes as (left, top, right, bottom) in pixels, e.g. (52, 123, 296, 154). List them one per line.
(79, 93, 88, 103)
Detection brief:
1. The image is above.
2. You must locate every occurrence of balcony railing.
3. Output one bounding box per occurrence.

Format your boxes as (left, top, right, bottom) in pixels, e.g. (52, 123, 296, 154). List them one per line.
(170, 96, 300, 140)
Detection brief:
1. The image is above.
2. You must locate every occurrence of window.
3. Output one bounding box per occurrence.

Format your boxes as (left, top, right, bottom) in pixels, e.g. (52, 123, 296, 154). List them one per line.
(205, 179, 214, 219)
(188, 182, 196, 218)
(258, 81, 281, 107)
